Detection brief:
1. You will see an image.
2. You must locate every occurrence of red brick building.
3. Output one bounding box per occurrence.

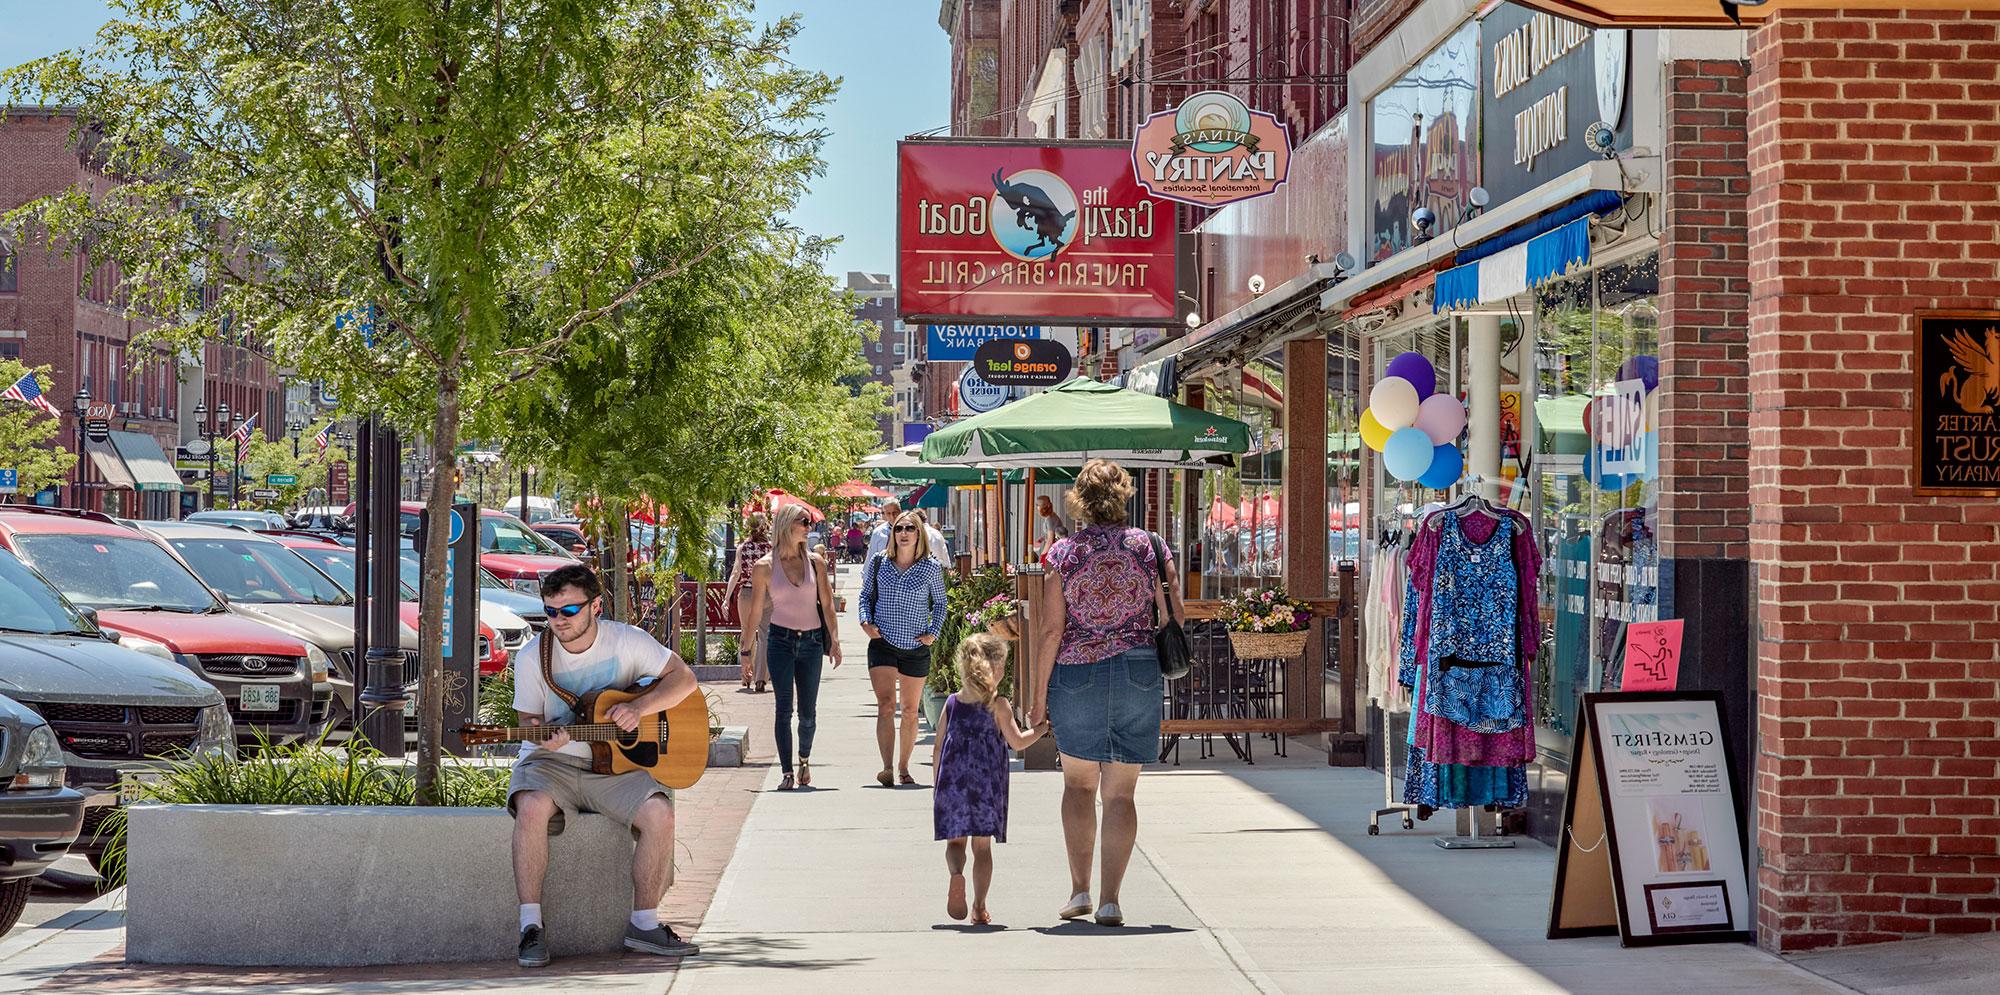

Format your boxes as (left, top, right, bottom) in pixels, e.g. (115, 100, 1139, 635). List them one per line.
(1, 107, 282, 515)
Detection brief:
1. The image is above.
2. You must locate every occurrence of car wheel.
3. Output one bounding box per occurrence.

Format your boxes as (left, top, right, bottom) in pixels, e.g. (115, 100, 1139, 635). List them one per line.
(0, 878, 30, 935)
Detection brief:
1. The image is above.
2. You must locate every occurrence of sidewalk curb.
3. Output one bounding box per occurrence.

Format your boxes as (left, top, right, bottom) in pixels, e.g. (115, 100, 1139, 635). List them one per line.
(0, 888, 124, 967)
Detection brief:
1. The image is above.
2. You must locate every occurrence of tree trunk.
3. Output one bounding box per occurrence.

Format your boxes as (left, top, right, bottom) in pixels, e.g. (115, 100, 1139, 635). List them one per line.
(612, 500, 633, 623)
(415, 381, 461, 805)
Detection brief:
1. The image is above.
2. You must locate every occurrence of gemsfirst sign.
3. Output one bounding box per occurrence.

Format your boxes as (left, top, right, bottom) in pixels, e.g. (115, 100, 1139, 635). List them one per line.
(971, 337, 1073, 388)
(897, 140, 1178, 325)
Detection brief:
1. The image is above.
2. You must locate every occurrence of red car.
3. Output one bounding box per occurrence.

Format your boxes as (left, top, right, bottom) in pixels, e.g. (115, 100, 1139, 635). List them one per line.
(341, 503, 576, 595)
(270, 534, 506, 675)
(0, 508, 324, 745)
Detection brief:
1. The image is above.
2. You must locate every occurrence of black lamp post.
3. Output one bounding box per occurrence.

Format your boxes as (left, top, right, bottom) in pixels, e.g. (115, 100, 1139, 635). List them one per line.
(288, 417, 304, 460)
(72, 386, 90, 509)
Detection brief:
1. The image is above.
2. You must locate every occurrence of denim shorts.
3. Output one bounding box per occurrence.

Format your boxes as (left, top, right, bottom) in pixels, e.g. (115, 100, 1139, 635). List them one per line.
(1047, 645, 1163, 765)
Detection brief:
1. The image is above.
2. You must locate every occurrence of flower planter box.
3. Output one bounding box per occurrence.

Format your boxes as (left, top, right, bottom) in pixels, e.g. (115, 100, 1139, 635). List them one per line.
(126, 804, 637, 966)
(1228, 628, 1310, 660)
(920, 688, 947, 730)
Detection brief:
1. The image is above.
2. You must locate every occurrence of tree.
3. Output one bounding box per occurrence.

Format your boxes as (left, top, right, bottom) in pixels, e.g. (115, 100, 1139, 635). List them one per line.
(0, 361, 79, 498)
(235, 423, 343, 509)
(6, 0, 841, 800)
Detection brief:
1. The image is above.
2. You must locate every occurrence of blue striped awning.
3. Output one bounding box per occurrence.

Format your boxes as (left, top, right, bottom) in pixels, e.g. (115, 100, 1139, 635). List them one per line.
(1434, 217, 1595, 313)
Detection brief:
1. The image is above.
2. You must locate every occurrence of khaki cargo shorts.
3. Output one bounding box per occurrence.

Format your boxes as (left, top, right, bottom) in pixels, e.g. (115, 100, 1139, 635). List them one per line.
(507, 753, 672, 835)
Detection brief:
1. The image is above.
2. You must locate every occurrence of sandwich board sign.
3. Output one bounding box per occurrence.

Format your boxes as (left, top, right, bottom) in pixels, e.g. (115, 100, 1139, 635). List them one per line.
(1548, 691, 1753, 947)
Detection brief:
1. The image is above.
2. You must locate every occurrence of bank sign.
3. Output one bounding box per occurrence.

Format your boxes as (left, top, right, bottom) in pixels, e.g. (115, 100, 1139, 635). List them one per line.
(897, 140, 1178, 325)
(926, 323, 1041, 362)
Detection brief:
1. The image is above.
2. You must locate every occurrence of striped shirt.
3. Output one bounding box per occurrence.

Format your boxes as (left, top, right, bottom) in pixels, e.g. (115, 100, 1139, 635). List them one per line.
(858, 554, 948, 650)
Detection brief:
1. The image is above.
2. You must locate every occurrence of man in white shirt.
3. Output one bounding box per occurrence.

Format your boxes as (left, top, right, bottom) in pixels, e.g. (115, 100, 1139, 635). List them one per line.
(868, 500, 951, 568)
(509, 564, 699, 967)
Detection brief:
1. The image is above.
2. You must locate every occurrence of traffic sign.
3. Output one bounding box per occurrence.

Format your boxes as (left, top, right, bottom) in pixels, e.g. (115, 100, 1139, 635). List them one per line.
(0, 469, 16, 495)
(447, 509, 465, 546)
(86, 420, 110, 444)
(266, 474, 298, 486)
(250, 488, 280, 501)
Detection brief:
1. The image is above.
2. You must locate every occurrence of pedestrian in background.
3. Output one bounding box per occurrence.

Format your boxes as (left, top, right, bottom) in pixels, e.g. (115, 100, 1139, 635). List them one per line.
(932, 633, 1048, 924)
(1030, 459, 1180, 928)
(725, 512, 773, 692)
(859, 509, 948, 786)
(745, 503, 843, 791)
(866, 500, 904, 561)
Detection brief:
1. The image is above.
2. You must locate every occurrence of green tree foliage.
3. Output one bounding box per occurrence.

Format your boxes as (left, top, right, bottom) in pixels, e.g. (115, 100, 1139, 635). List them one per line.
(5, 0, 854, 800)
(232, 423, 347, 509)
(0, 361, 79, 497)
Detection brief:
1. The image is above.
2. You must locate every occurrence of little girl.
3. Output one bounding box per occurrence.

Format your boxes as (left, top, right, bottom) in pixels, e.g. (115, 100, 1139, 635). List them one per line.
(933, 633, 1048, 924)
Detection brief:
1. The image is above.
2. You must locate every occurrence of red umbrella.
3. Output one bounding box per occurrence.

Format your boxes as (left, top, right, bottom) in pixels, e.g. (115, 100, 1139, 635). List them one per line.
(1207, 496, 1238, 528)
(829, 480, 892, 500)
(745, 489, 825, 523)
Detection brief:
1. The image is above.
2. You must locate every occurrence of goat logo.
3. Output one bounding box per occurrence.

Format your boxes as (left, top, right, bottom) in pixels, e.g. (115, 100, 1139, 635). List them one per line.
(989, 168, 1078, 261)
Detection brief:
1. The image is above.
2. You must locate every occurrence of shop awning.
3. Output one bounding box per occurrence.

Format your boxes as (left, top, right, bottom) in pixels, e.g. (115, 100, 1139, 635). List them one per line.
(109, 431, 184, 492)
(1433, 192, 1623, 313)
(84, 441, 139, 492)
(921, 377, 1251, 470)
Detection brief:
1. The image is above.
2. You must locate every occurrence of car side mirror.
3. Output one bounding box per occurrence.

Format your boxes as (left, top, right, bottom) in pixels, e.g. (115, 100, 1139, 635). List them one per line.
(571, 543, 587, 553)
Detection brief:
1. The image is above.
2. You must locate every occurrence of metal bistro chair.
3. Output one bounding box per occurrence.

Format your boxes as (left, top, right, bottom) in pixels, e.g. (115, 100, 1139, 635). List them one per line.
(1161, 620, 1255, 765)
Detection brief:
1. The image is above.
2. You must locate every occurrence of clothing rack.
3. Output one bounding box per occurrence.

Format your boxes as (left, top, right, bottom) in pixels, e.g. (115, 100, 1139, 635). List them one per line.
(1369, 527, 1417, 837)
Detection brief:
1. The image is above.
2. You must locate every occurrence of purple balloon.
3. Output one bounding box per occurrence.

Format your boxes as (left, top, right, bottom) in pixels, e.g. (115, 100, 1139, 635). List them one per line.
(1384, 352, 1436, 400)
(1619, 355, 1660, 392)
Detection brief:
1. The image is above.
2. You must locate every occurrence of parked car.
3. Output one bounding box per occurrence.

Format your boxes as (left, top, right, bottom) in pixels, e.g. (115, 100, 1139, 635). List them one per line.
(185, 510, 291, 531)
(394, 549, 522, 670)
(0, 546, 230, 875)
(474, 567, 548, 631)
(140, 523, 427, 736)
(531, 519, 589, 556)
(0, 508, 324, 747)
(0, 692, 85, 935)
(289, 507, 350, 532)
(338, 503, 577, 594)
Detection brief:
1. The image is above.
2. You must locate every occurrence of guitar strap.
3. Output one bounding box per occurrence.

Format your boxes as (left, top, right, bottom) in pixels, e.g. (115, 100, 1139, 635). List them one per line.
(540, 633, 581, 712)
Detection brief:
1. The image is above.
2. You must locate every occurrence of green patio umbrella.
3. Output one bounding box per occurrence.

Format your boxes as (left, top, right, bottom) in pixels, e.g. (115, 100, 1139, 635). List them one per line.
(921, 378, 1251, 469)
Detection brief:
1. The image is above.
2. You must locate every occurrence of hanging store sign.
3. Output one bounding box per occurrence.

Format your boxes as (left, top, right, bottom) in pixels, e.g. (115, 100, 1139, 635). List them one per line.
(1130, 90, 1292, 208)
(971, 337, 1072, 388)
(1480, 5, 1632, 208)
(1913, 310, 2000, 495)
(1549, 692, 1752, 947)
(897, 140, 1178, 326)
(957, 367, 1008, 413)
(328, 461, 351, 505)
(926, 323, 1041, 362)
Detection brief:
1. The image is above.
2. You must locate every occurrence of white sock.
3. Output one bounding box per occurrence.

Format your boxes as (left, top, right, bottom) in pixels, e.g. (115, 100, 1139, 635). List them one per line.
(630, 908, 660, 931)
(520, 904, 542, 931)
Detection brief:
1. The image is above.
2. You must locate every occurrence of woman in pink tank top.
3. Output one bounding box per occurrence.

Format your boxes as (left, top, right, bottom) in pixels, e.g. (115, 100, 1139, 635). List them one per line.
(746, 504, 844, 790)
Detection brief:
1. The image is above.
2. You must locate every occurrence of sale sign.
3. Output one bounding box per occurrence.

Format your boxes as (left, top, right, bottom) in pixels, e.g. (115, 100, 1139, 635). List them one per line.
(897, 140, 1177, 325)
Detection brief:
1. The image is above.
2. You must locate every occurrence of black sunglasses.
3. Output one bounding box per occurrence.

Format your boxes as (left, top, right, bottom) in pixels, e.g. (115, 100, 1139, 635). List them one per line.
(543, 602, 593, 618)
(893, 525, 919, 533)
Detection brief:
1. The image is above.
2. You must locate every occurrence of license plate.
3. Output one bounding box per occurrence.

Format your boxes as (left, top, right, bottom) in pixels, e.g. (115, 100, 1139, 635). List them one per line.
(238, 685, 281, 712)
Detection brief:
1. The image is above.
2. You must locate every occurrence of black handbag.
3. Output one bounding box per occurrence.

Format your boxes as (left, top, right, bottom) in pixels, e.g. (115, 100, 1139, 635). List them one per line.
(1147, 533, 1192, 681)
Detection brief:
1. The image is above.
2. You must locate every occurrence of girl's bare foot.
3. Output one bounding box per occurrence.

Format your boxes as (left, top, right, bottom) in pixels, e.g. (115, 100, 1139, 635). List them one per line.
(971, 905, 991, 925)
(947, 875, 968, 921)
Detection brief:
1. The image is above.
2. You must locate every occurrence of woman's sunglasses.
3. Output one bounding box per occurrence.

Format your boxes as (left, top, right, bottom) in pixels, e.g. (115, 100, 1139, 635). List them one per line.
(543, 602, 592, 618)
(893, 525, 919, 533)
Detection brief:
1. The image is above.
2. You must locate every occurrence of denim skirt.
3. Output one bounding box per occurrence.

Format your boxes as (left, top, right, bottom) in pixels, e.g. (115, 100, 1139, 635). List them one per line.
(1047, 645, 1163, 765)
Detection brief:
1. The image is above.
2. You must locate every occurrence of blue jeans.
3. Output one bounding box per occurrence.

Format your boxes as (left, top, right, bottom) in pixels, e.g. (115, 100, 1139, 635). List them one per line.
(766, 624, 826, 774)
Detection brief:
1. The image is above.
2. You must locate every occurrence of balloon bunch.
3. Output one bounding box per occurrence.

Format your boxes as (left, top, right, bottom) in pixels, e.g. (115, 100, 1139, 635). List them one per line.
(1580, 355, 1660, 492)
(1360, 352, 1466, 489)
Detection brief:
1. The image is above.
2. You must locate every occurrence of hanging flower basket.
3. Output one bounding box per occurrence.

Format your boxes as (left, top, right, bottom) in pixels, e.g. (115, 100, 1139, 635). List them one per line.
(986, 612, 1023, 641)
(1228, 628, 1310, 660)
(966, 592, 1024, 642)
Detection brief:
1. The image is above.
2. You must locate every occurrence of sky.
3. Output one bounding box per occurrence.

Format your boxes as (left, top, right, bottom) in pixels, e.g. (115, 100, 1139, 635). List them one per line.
(0, 0, 949, 281)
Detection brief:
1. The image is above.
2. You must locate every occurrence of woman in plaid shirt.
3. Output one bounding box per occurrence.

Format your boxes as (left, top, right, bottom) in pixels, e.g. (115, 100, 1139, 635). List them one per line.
(859, 510, 949, 786)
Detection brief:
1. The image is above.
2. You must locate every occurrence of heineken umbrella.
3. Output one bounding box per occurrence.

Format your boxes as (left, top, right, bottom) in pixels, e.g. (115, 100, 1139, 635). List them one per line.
(921, 378, 1250, 469)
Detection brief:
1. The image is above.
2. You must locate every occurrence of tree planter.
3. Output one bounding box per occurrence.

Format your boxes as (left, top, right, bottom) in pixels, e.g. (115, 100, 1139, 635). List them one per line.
(1228, 628, 1310, 660)
(920, 688, 948, 730)
(127, 804, 637, 966)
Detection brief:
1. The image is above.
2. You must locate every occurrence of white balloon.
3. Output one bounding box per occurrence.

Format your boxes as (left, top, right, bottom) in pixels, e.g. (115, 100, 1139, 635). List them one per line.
(1370, 377, 1421, 430)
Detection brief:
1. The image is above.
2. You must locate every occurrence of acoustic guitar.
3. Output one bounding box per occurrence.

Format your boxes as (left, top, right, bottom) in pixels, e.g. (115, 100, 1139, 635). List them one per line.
(458, 684, 709, 789)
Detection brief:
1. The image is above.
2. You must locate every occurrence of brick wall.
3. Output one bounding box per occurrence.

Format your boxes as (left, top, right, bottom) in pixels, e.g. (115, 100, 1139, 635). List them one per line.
(1660, 59, 1752, 563)
(1748, 9, 2000, 953)
(1349, 0, 1414, 60)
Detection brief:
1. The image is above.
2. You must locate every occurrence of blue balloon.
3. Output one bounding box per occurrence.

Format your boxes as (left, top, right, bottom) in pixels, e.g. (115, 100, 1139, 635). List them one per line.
(1619, 355, 1660, 393)
(1418, 443, 1463, 489)
(1383, 427, 1435, 481)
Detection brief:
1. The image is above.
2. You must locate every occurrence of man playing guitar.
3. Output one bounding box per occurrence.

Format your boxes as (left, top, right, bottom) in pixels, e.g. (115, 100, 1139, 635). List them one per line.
(509, 564, 700, 967)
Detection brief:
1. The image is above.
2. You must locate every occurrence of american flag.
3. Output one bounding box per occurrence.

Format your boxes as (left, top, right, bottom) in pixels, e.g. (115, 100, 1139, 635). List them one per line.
(313, 422, 333, 453)
(0, 373, 60, 417)
(230, 412, 258, 463)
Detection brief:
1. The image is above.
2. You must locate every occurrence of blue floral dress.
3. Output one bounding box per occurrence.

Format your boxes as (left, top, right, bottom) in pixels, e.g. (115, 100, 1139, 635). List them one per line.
(934, 694, 1010, 841)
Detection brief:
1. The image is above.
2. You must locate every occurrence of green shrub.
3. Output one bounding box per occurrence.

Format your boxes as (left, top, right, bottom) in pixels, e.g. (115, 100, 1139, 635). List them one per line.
(93, 731, 510, 888)
(709, 634, 740, 668)
(928, 566, 1019, 699)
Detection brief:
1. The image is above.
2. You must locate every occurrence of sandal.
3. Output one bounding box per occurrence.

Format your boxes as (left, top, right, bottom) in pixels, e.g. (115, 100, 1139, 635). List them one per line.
(798, 759, 811, 787)
(778, 773, 795, 791)
(876, 769, 894, 787)
(898, 770, 916, 786)
(947, 875, 968, 921)
(755, 681, 767, 693)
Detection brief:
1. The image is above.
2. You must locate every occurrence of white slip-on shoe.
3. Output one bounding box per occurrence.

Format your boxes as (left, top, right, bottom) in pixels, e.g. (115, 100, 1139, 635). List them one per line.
(1058, 892, 1092, 920)
(1094, 902, 1124, 927)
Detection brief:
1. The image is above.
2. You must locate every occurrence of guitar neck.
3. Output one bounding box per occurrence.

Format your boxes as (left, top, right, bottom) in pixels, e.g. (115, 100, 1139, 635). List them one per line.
(504, 721, 657, 743)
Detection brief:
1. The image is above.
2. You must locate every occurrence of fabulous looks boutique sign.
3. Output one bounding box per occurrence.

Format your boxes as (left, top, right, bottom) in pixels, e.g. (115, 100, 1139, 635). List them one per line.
(1479, 5, 1631, 207)
(1914, 310, 2000, 495)
(897, 140, 1178, 325)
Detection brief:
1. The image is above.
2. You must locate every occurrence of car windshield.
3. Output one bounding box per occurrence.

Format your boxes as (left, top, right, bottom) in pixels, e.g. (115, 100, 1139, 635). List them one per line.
(168, 537, 351, 606)
(477, 567, 506, 590)
(0, 549, 95, 634)
(13, 533, 220, 612)
(292, 547, 419, 600)
(187, 512, 273, 529)
(480, 517, 567, 556)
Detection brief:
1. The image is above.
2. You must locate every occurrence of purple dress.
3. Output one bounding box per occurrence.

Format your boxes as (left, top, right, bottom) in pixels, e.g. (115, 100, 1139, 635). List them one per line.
(933, 694, 1010, 842)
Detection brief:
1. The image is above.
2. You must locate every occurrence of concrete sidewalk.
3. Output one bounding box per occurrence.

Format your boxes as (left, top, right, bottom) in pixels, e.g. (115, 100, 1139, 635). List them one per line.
(665, 570, 1851, 995)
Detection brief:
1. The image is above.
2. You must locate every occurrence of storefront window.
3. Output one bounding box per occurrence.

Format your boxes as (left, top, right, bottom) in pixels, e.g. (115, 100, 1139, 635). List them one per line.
(1200, 350, 1287, 598)
(1329, 328, 1364, 580)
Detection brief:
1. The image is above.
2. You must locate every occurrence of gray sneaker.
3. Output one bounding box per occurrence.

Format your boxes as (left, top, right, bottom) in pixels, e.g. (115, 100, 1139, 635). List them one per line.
(517, 925, 550, 968)
(624, 922, 700, 957)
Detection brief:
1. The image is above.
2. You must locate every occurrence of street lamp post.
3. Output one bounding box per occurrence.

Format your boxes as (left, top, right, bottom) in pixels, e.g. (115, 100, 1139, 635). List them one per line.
(72, 387, 90, 509)
(289, 417, 304, 460)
